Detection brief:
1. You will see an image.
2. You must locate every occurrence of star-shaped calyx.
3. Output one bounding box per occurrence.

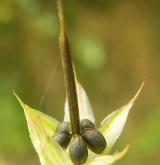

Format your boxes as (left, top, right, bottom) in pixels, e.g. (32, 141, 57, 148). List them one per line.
(13, 0, 145, 165)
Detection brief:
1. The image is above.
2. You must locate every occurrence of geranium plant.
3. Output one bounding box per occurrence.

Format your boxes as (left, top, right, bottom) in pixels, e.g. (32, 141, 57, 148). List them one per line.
(14, 0, 145, 164)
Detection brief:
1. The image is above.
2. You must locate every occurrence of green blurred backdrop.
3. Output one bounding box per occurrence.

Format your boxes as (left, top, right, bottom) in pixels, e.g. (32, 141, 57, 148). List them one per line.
(0, 0, 160, 164)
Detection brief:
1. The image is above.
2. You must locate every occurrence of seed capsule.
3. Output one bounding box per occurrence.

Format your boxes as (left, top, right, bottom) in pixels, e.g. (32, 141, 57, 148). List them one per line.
(82, 129, 106, 154)
(69, 136, 88, 164)
(55, 121, 71, 134)
(53, 131, 71, 149)
(80, 119, 95, 133)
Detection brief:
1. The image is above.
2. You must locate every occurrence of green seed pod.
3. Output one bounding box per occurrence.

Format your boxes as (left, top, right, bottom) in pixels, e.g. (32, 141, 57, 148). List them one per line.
(82, 129, 106, 154)
(69, 136, 88, 164)
(53, 131, 71, 149)
(55, 121, 71, 134)
(80, 119, 95, 133)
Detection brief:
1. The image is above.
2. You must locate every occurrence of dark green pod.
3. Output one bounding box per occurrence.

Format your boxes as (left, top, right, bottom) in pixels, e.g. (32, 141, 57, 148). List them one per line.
(80, 119, 95, 133)
(55, 121, 71, 134)
(82, 129, 106, 154)
(53, 131, 71, 149)
(69, 136, 88, 164)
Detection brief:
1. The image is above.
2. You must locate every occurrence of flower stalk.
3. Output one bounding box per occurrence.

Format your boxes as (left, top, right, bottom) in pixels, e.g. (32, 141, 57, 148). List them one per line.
(57, 0, 80, 135)
(13, 1, 146, 164)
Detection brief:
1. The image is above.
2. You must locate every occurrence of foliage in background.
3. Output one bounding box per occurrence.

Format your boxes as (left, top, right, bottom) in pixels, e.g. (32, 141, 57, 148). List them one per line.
(0, 0, 160, 164)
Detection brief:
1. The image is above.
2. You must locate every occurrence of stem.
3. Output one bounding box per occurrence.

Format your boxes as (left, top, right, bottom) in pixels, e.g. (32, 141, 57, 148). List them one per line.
(57, 0, 80, 135)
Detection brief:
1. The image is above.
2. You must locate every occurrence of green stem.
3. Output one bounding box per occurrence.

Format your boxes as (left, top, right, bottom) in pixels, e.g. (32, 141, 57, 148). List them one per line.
(57, 0, 80, 135)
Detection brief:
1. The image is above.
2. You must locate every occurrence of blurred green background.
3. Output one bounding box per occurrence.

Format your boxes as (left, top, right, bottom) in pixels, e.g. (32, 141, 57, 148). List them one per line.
(0, 0, 160, 164)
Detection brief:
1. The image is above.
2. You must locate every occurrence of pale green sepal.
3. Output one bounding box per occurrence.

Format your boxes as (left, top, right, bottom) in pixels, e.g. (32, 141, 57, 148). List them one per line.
(14, 91, 59, 136)
(99, 81, 145, 153)
(64, 80, 95, 123)
(87, 145, 130, 165)
(14, 91, 73, 165)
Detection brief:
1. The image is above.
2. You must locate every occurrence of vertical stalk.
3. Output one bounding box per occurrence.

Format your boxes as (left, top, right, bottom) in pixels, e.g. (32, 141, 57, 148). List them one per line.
(57, 0, 80, 135)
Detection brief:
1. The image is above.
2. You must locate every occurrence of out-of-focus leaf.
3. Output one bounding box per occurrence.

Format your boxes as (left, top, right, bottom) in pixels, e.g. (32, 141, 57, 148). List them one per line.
(14, 91, 72, 165)
(88, 145, 129, 165)
(99, 81, 145, 153)
(64, 80, 95, 123)
(74, 37, 107, 69)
